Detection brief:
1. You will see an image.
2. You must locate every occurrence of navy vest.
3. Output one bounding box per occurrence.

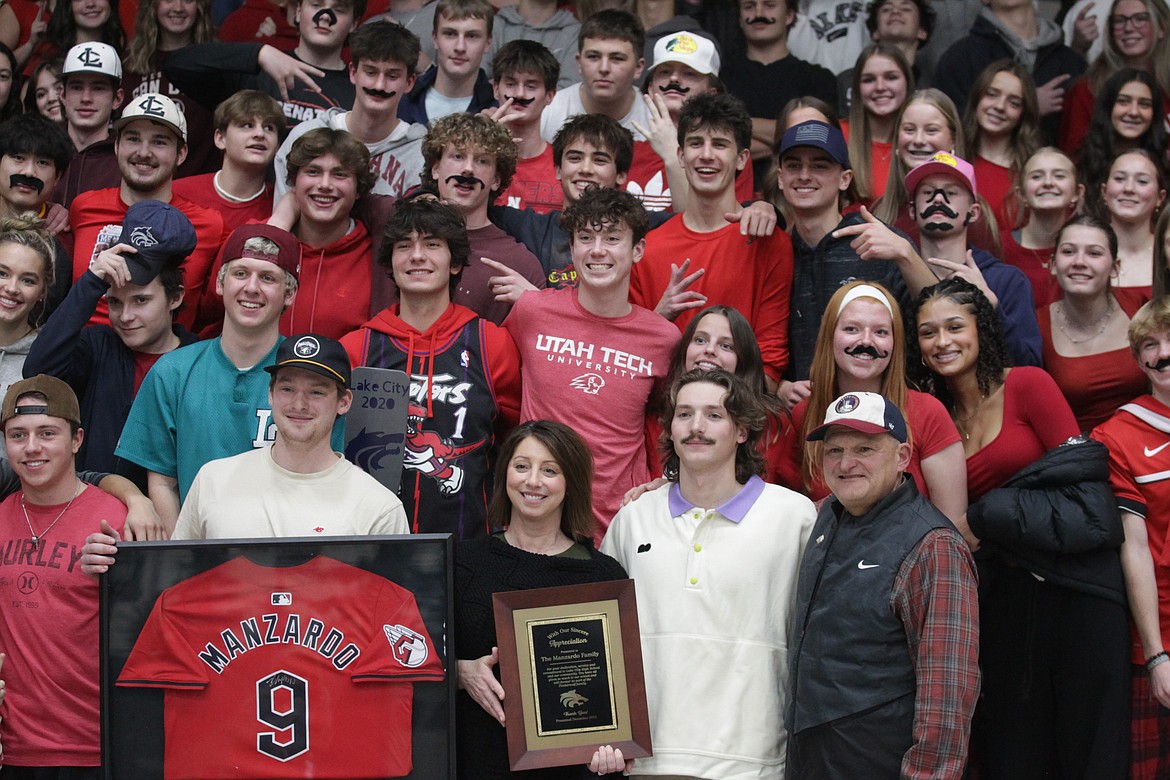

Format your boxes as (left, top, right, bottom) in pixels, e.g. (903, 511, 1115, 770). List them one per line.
(789, 478, 951, 732)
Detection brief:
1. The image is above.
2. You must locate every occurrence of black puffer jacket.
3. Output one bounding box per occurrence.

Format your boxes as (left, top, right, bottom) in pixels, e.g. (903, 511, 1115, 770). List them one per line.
(966, 436, 1126, 605)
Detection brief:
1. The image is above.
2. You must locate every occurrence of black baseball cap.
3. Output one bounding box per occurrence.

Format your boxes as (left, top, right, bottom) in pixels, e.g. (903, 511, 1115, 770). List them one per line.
(265, 334, 351, 388)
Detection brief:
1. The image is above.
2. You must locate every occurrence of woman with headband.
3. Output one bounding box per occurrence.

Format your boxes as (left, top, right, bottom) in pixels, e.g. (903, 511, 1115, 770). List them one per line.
(778, 280, 967, 521)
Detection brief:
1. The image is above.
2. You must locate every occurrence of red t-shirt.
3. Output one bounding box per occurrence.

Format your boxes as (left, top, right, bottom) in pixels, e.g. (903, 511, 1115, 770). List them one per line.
(118, 556, 444, 779)
(0, 487, 127, 766)
(69, 187, 225, 331)
(504, 288, 679, 543)
(132, 350, 167, 394)
(1000, 229, 1057, 309)
(173, 173, 275, 243)
(631, 216, 793, 382)
(965, 366, 1079, 501)
(495, 145, 563, 214)
(974, 155, 1020, 231)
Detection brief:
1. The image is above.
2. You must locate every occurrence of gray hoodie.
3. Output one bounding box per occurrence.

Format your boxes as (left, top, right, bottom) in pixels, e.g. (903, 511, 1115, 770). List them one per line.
(274, 108, 428, 200)
(486, 6, 581, 89)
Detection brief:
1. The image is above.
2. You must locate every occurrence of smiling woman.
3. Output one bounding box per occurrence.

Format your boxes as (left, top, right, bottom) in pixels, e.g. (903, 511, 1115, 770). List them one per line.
(453, 420, 629, 779)
(908, 275, 1131, 778)
(1039, 215, 1147, 430)
(0, 217, 53, 398)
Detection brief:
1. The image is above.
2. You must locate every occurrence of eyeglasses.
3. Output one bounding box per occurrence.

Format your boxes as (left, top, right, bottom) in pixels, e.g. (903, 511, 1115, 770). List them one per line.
(1110, 11, 1152, 30)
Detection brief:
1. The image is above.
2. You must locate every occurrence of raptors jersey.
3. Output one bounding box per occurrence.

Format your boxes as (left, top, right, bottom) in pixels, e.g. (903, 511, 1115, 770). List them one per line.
(117, 556, 444, 779)
(357, 318, 498, 539)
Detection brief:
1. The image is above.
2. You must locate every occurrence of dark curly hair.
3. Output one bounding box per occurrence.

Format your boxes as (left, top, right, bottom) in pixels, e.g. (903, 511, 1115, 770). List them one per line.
(906, 277, 1010, 410)
(559, 186, 649, 244)
(1078, 69, 1168, 218)
(422, 112, 518, 199)
(660, 368, 766, 485)
(378, 198, 469, 297)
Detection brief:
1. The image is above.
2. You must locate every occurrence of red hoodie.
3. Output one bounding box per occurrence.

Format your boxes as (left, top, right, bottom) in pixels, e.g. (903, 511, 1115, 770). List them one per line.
(280, 221, 373, 340)
(340, 303, 522, 537)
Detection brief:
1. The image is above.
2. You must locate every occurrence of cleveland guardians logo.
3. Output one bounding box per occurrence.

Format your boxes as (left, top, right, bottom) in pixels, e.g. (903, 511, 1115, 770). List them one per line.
(384, 624, 429, 668)
(835, 394, 860, 413)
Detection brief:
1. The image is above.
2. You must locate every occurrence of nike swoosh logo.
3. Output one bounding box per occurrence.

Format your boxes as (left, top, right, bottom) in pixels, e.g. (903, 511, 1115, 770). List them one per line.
(1146, 442, 1170, 457)
(857, 561, 879, 570)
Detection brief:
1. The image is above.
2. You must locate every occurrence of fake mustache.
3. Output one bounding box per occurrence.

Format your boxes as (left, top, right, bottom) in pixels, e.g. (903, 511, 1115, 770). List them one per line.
(312, 7, 337, 26)
(844, 344, 890, 359)
(922, 202, 960, 220)
(503, 95, 535, 107)
(363, 87, 398, 100)
(658, 82, 690, 95)
(681, 434, 715, 445)
(744, 15, 776, 24)
(9, 174, 44, 194)
(1145, 357, 1170, 371)
(446, 174, 485, 189)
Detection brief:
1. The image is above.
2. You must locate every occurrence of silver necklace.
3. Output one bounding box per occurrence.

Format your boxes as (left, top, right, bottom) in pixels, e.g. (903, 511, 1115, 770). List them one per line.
(22, 480, 82, 551)
(1056, 299, 1114, 344)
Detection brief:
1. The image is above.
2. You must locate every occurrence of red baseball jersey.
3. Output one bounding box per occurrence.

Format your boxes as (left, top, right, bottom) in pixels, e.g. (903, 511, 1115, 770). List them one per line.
(117, 555, 444, 779)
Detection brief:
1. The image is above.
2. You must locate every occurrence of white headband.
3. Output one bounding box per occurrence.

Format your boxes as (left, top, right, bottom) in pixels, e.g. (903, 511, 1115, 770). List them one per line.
(838, 284, 895, 318)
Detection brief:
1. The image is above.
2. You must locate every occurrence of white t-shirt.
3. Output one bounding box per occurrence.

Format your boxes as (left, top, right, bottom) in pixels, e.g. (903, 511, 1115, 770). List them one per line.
(174, 446, 409, 539)
(539, 83, 650, 143)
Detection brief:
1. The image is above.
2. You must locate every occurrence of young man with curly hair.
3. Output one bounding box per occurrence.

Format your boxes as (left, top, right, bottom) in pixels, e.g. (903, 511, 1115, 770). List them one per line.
(504, 187, 678, 544)
(342, 198, 521, 538)
(418, 113, 544, 324)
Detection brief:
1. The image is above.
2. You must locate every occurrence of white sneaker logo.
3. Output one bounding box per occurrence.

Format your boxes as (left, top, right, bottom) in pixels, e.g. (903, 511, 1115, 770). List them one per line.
(1145, 441, 1170, 457)
(857, 560, 880, 570)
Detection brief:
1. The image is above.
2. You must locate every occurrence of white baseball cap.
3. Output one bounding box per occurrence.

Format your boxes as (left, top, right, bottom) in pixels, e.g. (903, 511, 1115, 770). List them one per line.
(649, 32, 720, 77)
(62, 42, 122, 82)
(115, 93, 188, 144)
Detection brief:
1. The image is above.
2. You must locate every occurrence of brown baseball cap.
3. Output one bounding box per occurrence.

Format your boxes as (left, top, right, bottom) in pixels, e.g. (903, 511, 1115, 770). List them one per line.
(2, 375, 82, 427)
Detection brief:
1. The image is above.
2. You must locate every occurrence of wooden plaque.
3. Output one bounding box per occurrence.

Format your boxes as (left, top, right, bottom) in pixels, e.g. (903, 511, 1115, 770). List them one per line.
(492, 579, 652, 771)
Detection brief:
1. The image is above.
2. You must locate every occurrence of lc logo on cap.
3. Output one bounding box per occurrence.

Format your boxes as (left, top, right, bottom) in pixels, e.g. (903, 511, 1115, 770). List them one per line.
(294, 336, 321, 358)
(78, 46, 104, 67)
(136, 95, 168, 118)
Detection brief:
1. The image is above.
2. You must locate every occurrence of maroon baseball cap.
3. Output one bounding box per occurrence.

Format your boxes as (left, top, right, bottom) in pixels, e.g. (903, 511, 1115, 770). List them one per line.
(221, 223, 301, 280)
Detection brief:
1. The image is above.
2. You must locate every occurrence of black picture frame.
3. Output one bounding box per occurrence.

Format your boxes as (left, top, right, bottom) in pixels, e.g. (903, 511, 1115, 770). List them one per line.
(100, 535, 455, 779)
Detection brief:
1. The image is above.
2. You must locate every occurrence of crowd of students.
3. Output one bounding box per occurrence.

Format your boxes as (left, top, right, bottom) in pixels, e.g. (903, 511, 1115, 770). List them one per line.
(0, 0, 1163, 776)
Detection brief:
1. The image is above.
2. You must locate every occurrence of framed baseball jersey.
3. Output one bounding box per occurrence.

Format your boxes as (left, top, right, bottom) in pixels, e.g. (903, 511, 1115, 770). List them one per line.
(101, 536, 454, 779)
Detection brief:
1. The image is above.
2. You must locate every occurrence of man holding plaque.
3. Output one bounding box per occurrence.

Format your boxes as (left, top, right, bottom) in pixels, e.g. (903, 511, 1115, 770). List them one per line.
(600, 369, 816, 778)
(787, 392, 979, 778)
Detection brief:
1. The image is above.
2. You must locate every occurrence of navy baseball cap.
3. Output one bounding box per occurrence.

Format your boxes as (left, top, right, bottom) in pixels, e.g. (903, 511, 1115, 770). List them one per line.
(778, 120, 851, 170)
(807, 392, 908, 443)
(119, 200, 197, 286)
(266, 334, 351, 388)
